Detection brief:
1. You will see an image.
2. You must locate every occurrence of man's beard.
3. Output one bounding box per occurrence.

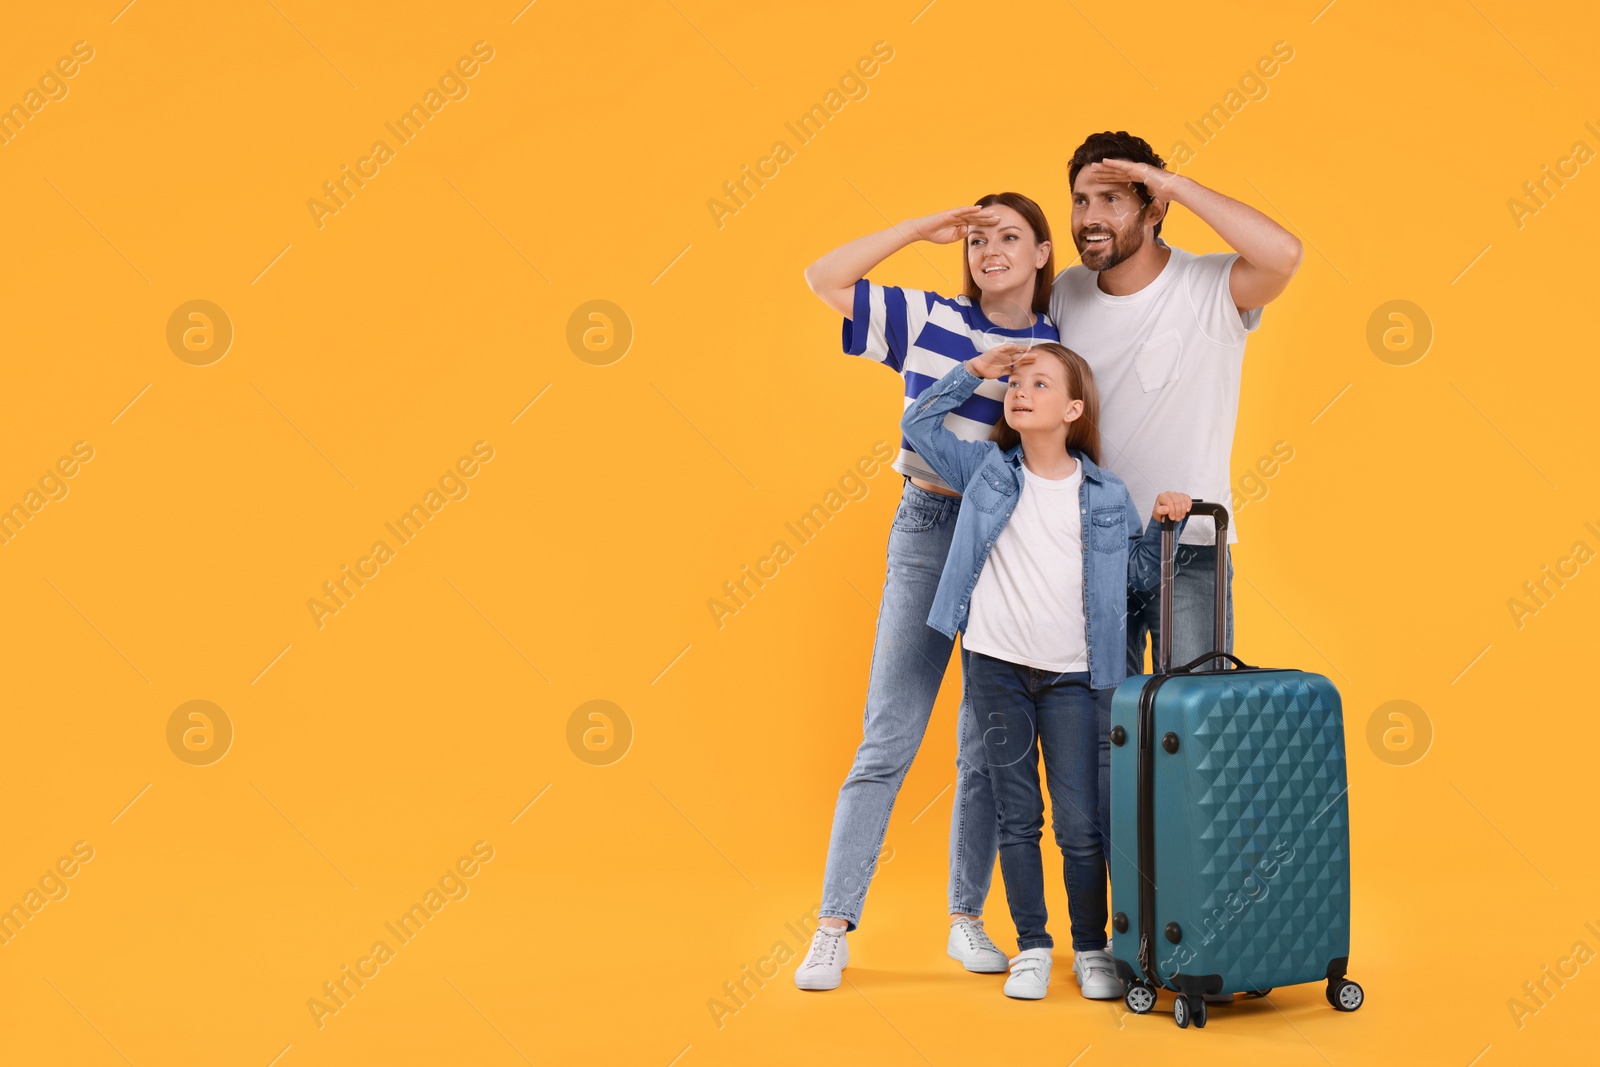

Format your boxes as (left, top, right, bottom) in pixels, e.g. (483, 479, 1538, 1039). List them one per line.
(1079, 222, 1145, 272)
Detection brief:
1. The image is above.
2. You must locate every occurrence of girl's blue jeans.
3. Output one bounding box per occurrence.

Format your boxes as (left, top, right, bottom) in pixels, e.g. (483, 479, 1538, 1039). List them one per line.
(967, 651, 1112, 952)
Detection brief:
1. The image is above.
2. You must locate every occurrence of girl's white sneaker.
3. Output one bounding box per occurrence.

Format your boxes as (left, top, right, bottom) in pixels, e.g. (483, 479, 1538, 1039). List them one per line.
(794, 926, 849, 991)
(1003, 948, 1053, 999)
(1071, 949, 1123, 999)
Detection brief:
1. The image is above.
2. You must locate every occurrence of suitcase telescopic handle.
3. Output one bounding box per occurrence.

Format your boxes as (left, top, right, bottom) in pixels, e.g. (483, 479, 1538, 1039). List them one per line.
(1156, 500, 1229, 674)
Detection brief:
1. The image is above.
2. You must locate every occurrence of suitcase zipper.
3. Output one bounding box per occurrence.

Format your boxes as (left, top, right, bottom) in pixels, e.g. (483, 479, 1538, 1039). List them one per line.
(1135, 671, 1173, 989)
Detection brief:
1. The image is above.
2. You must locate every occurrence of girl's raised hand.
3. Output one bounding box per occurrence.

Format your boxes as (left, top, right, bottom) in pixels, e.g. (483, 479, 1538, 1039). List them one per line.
(910, 205, 1002, 245)
(1152, 491, 1193, 522)
(967, 343, 1034, 380)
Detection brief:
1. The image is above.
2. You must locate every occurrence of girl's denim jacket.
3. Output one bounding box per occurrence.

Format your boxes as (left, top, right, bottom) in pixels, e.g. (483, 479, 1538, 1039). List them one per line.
(900, 361, 1188, 690)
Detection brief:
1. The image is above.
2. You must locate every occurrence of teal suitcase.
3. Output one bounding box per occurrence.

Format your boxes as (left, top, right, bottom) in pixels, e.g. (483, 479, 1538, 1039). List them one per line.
(1108, 503, 1362, 1028)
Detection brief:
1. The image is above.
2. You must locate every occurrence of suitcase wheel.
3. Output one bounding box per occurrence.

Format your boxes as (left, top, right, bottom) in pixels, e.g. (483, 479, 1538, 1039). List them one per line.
(1173, 994, 1207, 1028)
(1326, 978, 1364, 1012)
(1124, 982, 1156, 1015)
(1245, 988, 1273, 998)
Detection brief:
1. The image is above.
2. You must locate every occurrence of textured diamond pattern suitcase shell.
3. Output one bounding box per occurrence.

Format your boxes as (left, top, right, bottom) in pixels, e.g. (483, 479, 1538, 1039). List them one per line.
(1108, 668, 1351, 997)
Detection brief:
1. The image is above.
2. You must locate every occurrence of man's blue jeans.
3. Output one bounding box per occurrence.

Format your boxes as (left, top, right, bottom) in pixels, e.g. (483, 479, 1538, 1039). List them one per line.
(818, 479, 998, 930)
(966, 653, 1112, 952)
(1127, 542, 1234, 674)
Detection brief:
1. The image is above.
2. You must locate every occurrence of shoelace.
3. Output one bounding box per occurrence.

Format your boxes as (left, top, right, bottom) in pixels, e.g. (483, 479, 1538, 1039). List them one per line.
(957, 919, 1000, 954)
(804, 931, 841, 968)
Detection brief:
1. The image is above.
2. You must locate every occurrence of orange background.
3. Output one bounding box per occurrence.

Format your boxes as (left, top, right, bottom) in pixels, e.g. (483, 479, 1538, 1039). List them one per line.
(0, 1, 1595, 1064)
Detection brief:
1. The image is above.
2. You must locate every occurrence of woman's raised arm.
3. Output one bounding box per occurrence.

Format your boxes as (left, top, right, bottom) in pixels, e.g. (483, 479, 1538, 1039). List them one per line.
(803, 206, 999, 317)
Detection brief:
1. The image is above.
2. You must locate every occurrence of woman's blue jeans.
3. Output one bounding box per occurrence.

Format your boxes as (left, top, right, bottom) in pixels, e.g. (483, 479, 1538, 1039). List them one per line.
(818, 479, 998, 930)
(967, 651, 1112, 952)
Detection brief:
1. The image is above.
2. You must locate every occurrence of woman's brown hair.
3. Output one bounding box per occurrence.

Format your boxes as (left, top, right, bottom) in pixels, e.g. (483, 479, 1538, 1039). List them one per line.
(988, 342, 1101, 466)
(960, 192, 1055, 315)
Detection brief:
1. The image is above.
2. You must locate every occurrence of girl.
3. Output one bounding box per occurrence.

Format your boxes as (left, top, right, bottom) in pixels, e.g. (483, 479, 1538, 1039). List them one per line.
(900, 341, 1192, 1000)
(794, 194, 1059, 991)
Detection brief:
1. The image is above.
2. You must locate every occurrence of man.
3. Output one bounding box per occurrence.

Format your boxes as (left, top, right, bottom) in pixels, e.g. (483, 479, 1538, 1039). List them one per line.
(1049, 130, 1303, 676)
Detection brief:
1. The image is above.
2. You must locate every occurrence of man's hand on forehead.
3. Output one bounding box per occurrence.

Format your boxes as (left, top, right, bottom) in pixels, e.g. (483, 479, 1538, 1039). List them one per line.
(1084, 158, 1175, 201)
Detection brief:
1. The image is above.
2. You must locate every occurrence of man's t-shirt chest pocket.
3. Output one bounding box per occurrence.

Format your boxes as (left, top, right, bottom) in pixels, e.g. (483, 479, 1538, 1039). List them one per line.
(1134, 329, 1184, 392)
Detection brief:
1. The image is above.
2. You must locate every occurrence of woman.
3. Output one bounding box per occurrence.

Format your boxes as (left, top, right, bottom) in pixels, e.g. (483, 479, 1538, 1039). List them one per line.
(795, 193, 1058, 990)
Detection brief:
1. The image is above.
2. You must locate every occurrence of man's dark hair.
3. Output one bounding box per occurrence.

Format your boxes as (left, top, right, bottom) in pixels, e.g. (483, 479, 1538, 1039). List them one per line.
(1069, 131, 1168, 240)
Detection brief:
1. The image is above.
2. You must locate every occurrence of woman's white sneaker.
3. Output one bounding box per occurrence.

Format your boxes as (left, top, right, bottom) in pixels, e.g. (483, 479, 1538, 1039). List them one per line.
(1071, 949, 1122, 999)
(794, 926, 849, 991)
(947, 919, 1009, 973)
(1003, 948, 1053, 999)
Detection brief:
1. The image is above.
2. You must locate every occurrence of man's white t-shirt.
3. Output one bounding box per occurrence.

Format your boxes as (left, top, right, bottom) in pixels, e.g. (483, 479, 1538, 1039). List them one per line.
(1049, 245, 1262, 546)
(961, 458, 1089, 673)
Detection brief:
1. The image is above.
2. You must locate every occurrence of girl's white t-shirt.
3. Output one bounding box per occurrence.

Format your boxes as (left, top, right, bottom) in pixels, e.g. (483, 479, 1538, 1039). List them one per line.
(961, 457, 1088, 673)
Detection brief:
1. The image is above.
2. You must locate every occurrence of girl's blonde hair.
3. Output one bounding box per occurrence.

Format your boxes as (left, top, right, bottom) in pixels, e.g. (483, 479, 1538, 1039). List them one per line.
(988, 342, 1101, 466)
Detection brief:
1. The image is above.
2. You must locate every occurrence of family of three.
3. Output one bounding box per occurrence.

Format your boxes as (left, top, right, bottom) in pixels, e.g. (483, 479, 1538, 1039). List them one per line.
(795, 131, 1303, 1000)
